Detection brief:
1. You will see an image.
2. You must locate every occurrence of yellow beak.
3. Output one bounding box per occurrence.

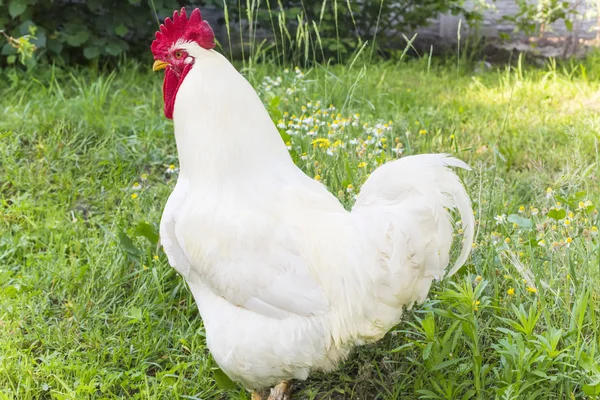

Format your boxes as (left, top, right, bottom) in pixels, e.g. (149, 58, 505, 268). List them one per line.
(152, 60, 168, 72)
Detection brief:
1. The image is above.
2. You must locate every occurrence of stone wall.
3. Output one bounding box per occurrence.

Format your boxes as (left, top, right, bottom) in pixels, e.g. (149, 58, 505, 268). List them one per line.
(423, 0, 598, 42)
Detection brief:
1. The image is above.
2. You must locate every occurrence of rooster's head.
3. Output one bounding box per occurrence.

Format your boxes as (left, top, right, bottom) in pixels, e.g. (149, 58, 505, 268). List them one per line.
(151, 8, 215, 119)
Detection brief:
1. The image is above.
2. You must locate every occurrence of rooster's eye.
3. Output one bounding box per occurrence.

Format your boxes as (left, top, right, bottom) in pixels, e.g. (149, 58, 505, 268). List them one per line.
(175, 51, 183, 59)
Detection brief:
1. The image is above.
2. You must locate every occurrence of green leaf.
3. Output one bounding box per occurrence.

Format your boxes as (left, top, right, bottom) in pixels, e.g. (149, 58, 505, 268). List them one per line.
(583, 382, 600, 396)
(127, 306, 143, 323)
(0, 269, 11, 286)
(83, 46, 100, 59)
(554, 195, 569, 204)
(46, 37, 63, 54)
(580, 351, 594, 371)
(422, 342, 432, 360)
(133, 222, 159, 246)
(7, 55, 16, 64)
(105, 42, 123, 56)
(565, 19, 573, 32)
(8, 0, 27, 18)
(1, 42, 16, 55)
(430, 356, 469, 371)
(117, 229, 141, 256)
(66, 30, 89, 47)
(115, 24, 129, 37)
(32, 31, 46, 48)
(390, 342, 415, 353)
(213, 368, 236, 390)
(18, 19, 34, 35)
(547, 208, 566, 220)
(2, 285, 19, 297)
(507, 214, 532, 229)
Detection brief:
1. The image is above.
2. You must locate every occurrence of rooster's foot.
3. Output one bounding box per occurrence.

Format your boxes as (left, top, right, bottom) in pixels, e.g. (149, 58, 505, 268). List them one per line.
(267, 380, 292, 400)
(252, 391, 267, 400)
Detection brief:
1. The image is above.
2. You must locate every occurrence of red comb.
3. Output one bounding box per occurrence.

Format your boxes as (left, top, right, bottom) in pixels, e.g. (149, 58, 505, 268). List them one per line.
(151, 8, 215, 57)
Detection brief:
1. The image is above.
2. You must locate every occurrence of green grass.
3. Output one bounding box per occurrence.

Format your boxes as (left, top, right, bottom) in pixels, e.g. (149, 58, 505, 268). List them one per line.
(1, 53, 600, 399)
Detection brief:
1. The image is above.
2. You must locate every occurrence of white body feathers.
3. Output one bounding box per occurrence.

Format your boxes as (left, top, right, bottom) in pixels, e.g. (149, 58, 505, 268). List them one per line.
(159, 47, 474, 389)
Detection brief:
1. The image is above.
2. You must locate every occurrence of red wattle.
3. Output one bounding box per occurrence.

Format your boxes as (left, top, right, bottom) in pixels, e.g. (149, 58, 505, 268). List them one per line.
(162, 63, 193, 119)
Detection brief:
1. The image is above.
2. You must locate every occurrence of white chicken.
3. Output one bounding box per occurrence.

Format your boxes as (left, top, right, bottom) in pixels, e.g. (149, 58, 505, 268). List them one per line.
(151, 8, 474, 399)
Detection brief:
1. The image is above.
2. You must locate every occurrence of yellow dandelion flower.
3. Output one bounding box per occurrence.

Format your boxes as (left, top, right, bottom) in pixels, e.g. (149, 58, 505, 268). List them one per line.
(153, 255, 159, 260)
(131, 193, 138, 199)
(526, 286, 537, 293)
(311, 138, 331, 149)
(358, 162, 367, 168)
(566, 237, 573, 244)
(505, 237, 511, 244)
(507, 288, 515, 296)
(314, 175, 321, 181)
(419, 129, 427, 135)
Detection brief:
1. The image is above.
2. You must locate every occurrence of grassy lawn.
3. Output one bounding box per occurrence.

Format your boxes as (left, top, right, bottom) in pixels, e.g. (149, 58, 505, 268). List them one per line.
(1, 53, 600, 399)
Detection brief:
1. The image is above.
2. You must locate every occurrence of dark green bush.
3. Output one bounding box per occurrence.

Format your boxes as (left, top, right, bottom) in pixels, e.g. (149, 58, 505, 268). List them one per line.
(0, 0, 194, 64)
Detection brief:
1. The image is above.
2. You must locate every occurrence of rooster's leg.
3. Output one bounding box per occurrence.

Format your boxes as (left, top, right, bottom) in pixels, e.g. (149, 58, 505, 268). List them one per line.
(267, 380, 292, 400)
(251, 391, 266, 400)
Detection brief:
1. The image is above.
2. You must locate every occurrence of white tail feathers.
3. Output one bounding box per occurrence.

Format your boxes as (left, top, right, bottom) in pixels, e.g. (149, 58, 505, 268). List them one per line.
(354, 153, 474, 278)
(438, 156, 475, 277)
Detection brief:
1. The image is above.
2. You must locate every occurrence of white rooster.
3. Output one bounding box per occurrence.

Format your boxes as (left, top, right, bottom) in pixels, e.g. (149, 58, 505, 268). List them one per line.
(151, 8, 474, 400)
